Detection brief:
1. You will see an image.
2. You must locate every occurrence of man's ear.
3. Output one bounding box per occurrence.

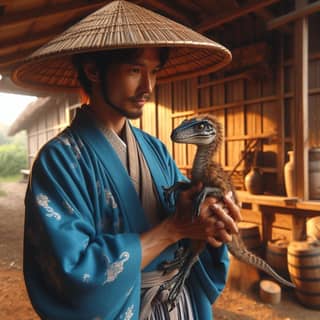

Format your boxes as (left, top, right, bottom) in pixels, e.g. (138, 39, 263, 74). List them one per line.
(82, 61, 100, 83)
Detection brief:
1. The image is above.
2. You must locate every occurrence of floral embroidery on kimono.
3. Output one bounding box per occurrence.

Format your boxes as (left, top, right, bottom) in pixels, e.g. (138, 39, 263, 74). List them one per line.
(123, 304, 134, 320)
(83, 273, 91, 283)
(36, 194, 61, 221)
(103, 251, 130, 284)
(105, 190, 118, 208)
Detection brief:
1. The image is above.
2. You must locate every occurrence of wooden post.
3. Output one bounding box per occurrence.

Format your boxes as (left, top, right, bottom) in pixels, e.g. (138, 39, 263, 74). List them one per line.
(260, 206, 275, 244)
(292, 215, 307, 240)
(293, 0, 309, 200)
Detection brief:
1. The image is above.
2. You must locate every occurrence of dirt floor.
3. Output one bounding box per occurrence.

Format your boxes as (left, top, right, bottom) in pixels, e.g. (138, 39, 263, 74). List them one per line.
(0, 181, 319, 320)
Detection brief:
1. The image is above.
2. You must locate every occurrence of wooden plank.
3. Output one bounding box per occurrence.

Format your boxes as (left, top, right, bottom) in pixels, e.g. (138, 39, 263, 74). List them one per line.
(293, 9, 309, 199)
(157, 83, 171, 151)
(0, 0, 107, 29)
(198, 75, 211, 108)
(237, 190, 298, 207)
(173, 116, 187, 167)
(186, 78, 198, 167)
(0, 26, 68, 55)
(308, 94, 320, 148)
(141, 0, 192, 26)
(223, 42, 271, 74)
(212, 84, 225, 106)
(246, 103, 262, 138)
(226, 106, 245, 169)
(267, 0, 320, 30)
(197, 73, 249, 89)
(196, 0, 281, 33)
(141, 93, 156, 136)
(296, 200, 320, 210)
(245, 77, 261, 100)
(292, 215, 307, 240)
(276, 34, 286, 196)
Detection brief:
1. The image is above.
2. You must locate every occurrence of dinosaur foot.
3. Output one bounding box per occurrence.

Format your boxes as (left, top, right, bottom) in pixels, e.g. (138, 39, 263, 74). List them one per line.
(193, 186, 224, 216)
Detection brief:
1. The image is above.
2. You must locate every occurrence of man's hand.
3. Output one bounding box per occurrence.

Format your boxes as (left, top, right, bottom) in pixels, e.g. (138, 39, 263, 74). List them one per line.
(140, 185, 242, 269)
(171, 184, 242, 247)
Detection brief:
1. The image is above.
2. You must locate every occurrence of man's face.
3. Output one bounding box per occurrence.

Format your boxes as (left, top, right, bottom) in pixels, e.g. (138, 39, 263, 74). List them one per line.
(103, 48, 161, 119)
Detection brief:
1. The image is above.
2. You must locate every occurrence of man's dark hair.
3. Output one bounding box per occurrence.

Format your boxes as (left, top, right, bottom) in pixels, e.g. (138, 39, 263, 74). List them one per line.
(72, 48, 169, 96)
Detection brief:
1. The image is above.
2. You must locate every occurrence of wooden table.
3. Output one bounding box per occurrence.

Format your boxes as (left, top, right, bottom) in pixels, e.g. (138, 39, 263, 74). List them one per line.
(237, 191, 320, 242)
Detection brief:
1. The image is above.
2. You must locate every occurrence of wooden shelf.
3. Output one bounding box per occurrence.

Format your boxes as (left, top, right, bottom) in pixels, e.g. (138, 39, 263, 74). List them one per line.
(296, 200, 320, 211)
(237, 190, 299, 208)
(237, 190, 320, 212)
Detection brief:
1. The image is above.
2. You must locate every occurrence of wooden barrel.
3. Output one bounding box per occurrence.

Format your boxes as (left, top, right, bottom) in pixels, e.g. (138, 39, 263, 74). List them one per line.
(266, 238, 290, 280)
(238, 222, 262, 256)
(288, 240, 320, 309)
(307, 217, 320, 241)
(309, 148, 320, 200)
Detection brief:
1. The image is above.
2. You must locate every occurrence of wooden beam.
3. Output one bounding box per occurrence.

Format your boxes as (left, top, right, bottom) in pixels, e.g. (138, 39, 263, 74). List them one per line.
(0, 48, 36, 69)
(141, 0, 192, 25)
(267, 0, 320, 30)
(0, 26, 68, 55)
(196, 0, 281, 33)
(293, 0, 309, 200)
(0, 0, 108, 29)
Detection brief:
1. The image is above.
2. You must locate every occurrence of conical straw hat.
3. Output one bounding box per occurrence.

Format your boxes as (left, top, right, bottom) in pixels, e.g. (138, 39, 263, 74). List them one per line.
(12, 0, 231, 92)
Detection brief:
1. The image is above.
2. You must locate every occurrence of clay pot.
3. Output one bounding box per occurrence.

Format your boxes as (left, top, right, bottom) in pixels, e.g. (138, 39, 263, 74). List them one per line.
(244, 167, 263, 194)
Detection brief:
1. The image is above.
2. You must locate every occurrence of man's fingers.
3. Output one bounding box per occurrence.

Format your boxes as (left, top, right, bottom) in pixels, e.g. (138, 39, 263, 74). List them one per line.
(223, 192, 242, 222)
(207, 236, 223, 248)
(211, 204, 239, 234)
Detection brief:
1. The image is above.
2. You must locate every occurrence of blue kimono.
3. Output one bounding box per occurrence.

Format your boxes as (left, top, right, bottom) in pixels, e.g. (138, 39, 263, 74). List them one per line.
(24, 107, 229, 320)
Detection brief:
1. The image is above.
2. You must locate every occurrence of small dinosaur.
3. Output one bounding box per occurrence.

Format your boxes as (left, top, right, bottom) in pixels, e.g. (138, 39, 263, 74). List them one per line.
(160, 114, 295, 308)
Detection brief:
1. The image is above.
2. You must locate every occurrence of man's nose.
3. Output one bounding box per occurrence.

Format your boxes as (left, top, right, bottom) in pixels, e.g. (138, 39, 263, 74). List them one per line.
(140, 72, 154, 94)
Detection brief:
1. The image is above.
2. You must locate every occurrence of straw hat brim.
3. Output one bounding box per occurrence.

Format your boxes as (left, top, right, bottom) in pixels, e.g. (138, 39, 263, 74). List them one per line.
(12, 0, 232, 92)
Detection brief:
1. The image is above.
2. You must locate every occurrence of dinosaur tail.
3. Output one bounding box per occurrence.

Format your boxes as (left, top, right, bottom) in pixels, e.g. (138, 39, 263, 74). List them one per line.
(227, 236, 295, 288)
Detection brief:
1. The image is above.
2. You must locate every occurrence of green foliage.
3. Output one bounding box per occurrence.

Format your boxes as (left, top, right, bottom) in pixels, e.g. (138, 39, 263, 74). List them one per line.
(0, 123, 27, 147)
(0, 144, 27, 177)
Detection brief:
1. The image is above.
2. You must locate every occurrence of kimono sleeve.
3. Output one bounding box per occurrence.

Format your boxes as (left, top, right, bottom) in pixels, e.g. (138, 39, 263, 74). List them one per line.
(24, 140, 142, 320)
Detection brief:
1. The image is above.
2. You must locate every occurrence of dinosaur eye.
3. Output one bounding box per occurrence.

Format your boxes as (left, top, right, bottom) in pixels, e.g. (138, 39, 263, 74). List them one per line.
(197, 123, 205, 130)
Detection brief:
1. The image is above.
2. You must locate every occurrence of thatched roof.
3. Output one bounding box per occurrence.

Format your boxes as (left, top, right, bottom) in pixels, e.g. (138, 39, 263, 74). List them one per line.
(8, 97, 52, 136)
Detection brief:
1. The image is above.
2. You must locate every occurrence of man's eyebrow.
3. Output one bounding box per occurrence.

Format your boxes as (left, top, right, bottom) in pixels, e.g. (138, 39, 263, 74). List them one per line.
(126, 62, 161, 68)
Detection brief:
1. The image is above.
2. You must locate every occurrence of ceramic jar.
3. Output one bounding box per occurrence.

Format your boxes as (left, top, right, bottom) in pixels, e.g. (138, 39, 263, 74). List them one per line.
(244, 167, 263, 194)
(284, 150, 296, 197)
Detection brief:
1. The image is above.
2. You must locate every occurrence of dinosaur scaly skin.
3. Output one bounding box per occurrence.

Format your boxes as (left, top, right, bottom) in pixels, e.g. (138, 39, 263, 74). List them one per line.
(161, 115, 295, 308)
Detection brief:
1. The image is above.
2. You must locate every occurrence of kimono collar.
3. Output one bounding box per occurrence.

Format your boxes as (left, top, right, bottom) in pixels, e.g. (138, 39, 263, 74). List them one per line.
(71, 106, 150, 233)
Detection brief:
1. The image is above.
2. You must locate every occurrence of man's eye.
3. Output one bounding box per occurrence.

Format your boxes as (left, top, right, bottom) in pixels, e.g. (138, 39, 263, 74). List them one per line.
(152, 68, 160, 75)
(131, 67, 141, 73)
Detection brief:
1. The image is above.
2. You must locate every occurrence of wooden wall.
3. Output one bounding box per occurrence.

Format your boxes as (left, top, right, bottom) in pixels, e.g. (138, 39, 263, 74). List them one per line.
(137, 41, 283, 194)
(27, 95, 78, 167)
(23, 12, 320, 241)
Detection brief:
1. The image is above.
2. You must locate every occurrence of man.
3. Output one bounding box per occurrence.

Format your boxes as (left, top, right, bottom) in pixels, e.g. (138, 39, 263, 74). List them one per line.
(13, 1, 240, 319)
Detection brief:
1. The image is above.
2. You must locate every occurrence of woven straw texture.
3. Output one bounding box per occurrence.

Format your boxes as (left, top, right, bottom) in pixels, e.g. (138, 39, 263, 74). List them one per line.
(12, 0, 232, 92)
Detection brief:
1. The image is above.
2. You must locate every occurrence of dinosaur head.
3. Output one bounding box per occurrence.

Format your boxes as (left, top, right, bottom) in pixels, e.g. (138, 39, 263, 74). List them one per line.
(171, 115, 223, 147)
